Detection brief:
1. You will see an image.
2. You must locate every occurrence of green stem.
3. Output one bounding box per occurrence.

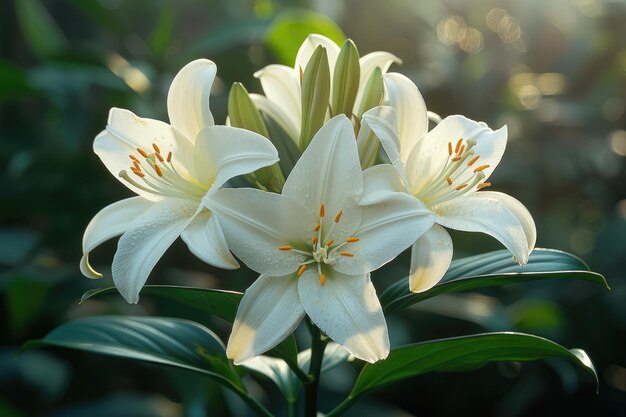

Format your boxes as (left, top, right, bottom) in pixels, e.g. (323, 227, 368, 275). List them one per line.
(287, 398, 297, 417)
(287, 359, 310, 382)
(237, 387, 275, 417)
(304, 325, 327, 417)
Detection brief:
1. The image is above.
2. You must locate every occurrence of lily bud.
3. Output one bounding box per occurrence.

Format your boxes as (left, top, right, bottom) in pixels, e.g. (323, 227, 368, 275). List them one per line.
(299, 45, 331, 150)
(331, 39, 360, 118)
(228, 82, 285, 192)
(356, 66, 384, 118)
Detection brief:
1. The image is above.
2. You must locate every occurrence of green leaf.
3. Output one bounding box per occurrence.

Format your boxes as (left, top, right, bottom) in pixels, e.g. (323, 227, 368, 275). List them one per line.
(329, 333, 596, 416)
(149, 4, 176, 57)
(15, 0, 67, 58)
(24, 316, 272, 417)
(81, 285, 299, 369)
(380, 249, 608, 314)
(265, 9, 345, 66)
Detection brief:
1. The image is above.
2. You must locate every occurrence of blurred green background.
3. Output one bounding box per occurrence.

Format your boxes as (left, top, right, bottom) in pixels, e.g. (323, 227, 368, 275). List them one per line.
(1, 0, 625, 416)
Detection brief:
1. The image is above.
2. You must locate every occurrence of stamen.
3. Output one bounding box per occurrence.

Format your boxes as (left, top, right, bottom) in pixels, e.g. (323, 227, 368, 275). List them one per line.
(312, 236, 318, 245)
(155, 153, 164, 163)
(477, 182, 492, 190)
(334, 210, 343, 223)
(455, 183, 468, 191)
(345, 237, 359, 243)
(473, 164, 490, 173)
(457, 144, 465, 156)
(319, 273, 325, 286)
(137, 147, 148, 158)
(325, 240, 334, 247)
(319, 204, 325, 217)
(448, 142, 453, 155)
(131, 168, 145, 178)
(446, 177, 453, 185)
(314, 223, 320, 232)
(455, 138, 463, 153)
(468, 155, 480, 166)
(451, 156, 462, 162)
(278, 245, 292, 251)
(152, 143, 160, 154)
(129, 155, 140, 163)
(339, 252, 354, 257)
(153, 164, 163, 177)
(297, 264, 306, 277)
(167, 152, 172, 163)
(133, 160, 141, 171)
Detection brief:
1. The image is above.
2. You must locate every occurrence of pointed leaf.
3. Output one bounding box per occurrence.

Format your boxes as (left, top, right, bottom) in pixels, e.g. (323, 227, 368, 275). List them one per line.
(380, 248, 608, 314)
(347, 332, 597, 402)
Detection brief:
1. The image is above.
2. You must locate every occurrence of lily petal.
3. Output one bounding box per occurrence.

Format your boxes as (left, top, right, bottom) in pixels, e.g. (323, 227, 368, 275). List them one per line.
(80, 197, 153, 279)
(227, 274, 305, 365)
(283, 115, 363, 221)
(298, 270, 389, 363)
(193, 125, 279, 189)
(206, 188, 316, 276)
(180, 209, 239, 269)
(383, 73, 428, 162)
(294, 34, 341, 76)
(167, 59, 216, 141)
(476, 191, 537, 253)
(334, 193, 434, 275)
(435, 192, 530, 264)
(405, 115, 507, 192)
(112, 198, 198, 303)
(360, 164, 405, 205)
(250, 93, 300, 143)
(409, 224, 453, 293)
(254, 64, 301, 133)
(94, 108, 195, 201)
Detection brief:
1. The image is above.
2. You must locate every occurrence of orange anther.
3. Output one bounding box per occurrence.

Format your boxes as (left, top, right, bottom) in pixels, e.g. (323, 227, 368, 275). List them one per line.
(345, 237, 359, 243)
(153, 164, 163, 177)
(446, 177, 453, 185)
(455, 183, 468, 191)
(137, 147, 148, 158)
(448, 142, 453, 155)
(325, 240, 334, 247)
(314, 223, 321, 232)
(477, 182, 492, 190)
(129, 155, 140, 162)
(155, 153, 164, 162)
(468, 155, 480, 166)
(319, 273, 325, 286)
(451, 156, 462, 162)
(473, 164, 490, 173)
(457, 145, 465, 156)
(278, 245, 292, 251)
(167, 151, 172, 163)
(312, 236, 318, 245)
(152, 143, 161, 154)
(131, 168, 145, 178)
(133, 160, 141, 171)
(319, 204, 325, 217)
(339, 252, 354, 257)
(297, 265, 306, 277)
(455, 138, 463, 154)
(334, 210, 343, 223)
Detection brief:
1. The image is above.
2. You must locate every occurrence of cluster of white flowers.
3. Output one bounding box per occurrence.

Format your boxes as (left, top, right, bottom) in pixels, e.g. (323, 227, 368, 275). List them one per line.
(81, 35, 535, 365)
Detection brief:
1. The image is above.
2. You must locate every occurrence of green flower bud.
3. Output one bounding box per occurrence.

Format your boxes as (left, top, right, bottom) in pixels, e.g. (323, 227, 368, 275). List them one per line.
(299, 46, 331, 150)
(331, 39, 360, 118)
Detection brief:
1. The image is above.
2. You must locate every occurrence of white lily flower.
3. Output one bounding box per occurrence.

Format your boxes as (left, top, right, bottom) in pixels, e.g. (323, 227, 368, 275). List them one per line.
(251, 34, 401, 142)
(206, 116, 433, 364)
(80, 59, 279, 303)
(364, 73, 537, 294)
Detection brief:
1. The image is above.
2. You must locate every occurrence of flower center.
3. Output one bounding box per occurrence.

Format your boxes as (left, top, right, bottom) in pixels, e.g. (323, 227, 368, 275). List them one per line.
(414, 137, 492, 207)
(118, 143, 206, 200)
(278, 203, 359, 286)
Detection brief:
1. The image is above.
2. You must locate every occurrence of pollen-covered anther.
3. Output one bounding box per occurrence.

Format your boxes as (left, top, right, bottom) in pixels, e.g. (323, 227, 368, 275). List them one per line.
(468, 155, 480, 166)
(319, 273, 325, 286)
(137, 147, 148, 158)
(345, 237, 359, 243)
(339, 252, 354, 257)
(152, 143, 160, 154)
(131, 168, 145, 178)
(314, 223, 320, 232)
(155, 153, 164, 163)
(278, 245, 293, 251)
(153, 164, 163, 177)
(325, 240, 334, 247)
(455, 138, 463, 153)
(334, 210, 343, 223)
(312, 236, 318, 245)
(473, 164, 490, 173)
(477, 182, 492, 190)
(448, 141, 453, 155)
(166, 152, 172, 163)
(129, 155, 140, 163)
(455, 183, 468, 191)
(319, 204, 325, 217)
(297, 264, 307, 277)
(451, 156, 462, 162)
(446, 177, 453, 185)
(133, 160, 141, 171)
(457, 144, 465, 156)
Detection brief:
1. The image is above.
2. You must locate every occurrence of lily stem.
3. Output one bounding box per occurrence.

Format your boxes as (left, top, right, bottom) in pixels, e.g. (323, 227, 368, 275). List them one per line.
(304, 324, 327, 417)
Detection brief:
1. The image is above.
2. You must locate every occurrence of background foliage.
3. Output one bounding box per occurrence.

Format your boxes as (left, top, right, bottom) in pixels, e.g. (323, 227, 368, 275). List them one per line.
(1, 0, 625, 416)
